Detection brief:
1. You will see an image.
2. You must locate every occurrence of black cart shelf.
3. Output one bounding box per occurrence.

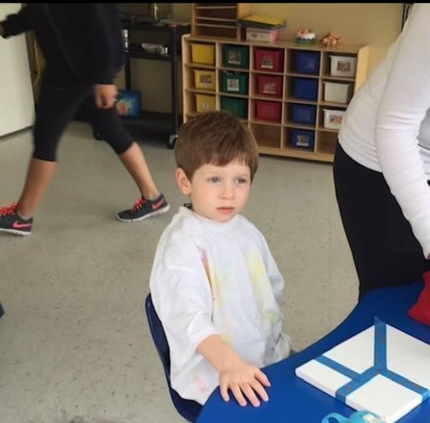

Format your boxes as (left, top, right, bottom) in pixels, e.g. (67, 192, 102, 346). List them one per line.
(121, 20, 191, 149)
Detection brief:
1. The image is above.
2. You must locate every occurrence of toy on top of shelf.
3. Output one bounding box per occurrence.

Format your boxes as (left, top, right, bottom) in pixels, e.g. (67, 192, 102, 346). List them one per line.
(321, 32, 343, 47)
(295, 28, 316, 44)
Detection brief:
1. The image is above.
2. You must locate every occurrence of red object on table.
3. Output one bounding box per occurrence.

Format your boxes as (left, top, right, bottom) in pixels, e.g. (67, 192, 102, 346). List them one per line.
(408, 271, 430, 326)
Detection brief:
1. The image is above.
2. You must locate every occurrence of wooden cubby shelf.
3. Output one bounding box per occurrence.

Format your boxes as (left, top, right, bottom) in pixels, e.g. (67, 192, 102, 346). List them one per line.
(182, 35, 369, 163)
(192, 3, 251, 41)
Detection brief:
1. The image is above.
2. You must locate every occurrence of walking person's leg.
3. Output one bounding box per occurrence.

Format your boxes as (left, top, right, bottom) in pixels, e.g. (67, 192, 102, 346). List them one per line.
(118, 142, 162, 201)
(0, 81, 92, 235)
(80, 95, 170, 222)
(16, 158, 57, 219)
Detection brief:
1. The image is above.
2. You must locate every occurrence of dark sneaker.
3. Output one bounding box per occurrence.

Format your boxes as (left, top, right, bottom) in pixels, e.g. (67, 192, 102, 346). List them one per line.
(0, 203, 33, 236)
(117, 193, 170, 222)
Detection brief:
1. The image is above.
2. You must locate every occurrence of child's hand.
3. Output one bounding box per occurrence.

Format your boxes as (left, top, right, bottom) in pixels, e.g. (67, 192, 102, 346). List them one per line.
(196, 334, 271, 407)
(219, 360, 271, 407)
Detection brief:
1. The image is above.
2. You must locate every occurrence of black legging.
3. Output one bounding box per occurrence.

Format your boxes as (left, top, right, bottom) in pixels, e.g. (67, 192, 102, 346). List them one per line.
(33, 78, 133, 161)
(333, 142, 430, 300)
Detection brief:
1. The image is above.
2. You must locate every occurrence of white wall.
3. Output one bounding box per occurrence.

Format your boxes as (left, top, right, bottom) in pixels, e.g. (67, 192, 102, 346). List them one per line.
(0, 3, 35, 137)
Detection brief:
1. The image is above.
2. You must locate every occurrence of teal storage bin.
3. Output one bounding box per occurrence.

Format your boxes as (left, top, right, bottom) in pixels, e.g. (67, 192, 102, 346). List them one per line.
(221, 97, 248, 119)
(223, 45, 250, 69)
(220, 72, 249, 95)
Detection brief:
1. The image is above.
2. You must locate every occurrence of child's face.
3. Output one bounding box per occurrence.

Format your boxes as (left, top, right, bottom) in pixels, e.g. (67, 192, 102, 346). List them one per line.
(176, 160, 252, 223)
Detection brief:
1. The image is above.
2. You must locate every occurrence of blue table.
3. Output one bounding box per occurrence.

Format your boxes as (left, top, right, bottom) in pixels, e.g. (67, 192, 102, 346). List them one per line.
(196, 282, 430, 423)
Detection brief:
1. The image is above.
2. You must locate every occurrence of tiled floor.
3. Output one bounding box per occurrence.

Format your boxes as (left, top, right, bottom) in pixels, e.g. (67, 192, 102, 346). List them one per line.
(0, 122, 358, 423)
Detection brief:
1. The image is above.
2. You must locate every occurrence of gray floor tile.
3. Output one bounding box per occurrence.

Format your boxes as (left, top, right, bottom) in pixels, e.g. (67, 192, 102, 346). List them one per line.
(0, 122, 358, 422)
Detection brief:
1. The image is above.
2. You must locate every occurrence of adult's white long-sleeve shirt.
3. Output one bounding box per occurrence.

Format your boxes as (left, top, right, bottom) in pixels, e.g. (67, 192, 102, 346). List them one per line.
(149, 206, 291, 405)
(339, 3, 430, 258)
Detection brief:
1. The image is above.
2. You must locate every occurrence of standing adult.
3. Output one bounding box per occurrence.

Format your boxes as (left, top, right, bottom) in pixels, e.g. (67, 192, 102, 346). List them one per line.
(333, 4, 430, 299)
(0, 3, 169, 236)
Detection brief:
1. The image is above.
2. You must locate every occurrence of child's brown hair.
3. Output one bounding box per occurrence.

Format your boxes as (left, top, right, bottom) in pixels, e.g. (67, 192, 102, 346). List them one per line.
(175, 111, 259, 181)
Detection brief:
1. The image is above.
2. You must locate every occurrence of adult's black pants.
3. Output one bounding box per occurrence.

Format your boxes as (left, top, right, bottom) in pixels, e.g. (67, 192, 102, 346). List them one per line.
(33, 78, 133, 162)
(333, 142, 430, 300)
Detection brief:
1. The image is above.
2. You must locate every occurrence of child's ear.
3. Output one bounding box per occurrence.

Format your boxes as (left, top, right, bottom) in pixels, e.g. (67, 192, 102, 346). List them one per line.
(176, 168, 191, 196)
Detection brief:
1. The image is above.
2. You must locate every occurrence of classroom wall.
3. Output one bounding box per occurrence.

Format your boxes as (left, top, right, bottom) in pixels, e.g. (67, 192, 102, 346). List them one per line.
(252, 3, 403, 73)
(26, 4, 403, 113)
(123, 3, 403, 115)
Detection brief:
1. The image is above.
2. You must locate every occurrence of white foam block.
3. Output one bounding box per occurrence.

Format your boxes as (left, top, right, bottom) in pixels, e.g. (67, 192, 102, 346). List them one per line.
(295, 323, 430, 423)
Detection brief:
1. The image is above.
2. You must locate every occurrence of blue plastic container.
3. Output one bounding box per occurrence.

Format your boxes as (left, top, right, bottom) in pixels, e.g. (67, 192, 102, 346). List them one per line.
(296, 51, 321, 75)
(291, 129, 315, 150)
(292, 104, 317, 125)
(293, 78, 318, 101)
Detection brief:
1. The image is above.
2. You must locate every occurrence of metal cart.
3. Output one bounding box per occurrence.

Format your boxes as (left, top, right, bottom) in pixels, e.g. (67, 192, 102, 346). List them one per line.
(93, 20, 190, 150)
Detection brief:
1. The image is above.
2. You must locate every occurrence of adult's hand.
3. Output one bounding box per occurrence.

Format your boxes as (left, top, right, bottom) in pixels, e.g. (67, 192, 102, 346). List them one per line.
(94, 84, 118, 109)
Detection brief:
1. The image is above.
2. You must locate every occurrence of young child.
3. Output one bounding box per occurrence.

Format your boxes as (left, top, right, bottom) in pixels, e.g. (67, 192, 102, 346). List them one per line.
(149, 111, 291, 408)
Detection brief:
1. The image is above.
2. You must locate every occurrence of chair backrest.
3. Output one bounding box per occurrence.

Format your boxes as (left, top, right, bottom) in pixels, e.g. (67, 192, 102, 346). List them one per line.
(145, 293, 202, 422)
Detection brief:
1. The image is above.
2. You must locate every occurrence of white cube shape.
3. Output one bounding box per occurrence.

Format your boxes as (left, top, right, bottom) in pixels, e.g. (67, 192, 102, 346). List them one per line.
(295, 319, 430, 423)
(323, 81, 353, 104)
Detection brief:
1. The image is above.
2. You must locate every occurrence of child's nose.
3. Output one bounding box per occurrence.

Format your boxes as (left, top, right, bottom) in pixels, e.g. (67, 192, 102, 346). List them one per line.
(221, 183, 235, 199)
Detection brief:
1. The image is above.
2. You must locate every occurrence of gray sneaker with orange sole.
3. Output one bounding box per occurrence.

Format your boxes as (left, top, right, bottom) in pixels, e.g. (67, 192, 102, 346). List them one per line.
(117, 193, 170, 222)
(0, 203, 33, 236)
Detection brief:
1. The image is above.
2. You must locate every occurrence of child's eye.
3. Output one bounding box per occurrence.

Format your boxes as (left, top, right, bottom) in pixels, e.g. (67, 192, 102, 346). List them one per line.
(208, 177, 221, 183)
(237, 178, 249, 184)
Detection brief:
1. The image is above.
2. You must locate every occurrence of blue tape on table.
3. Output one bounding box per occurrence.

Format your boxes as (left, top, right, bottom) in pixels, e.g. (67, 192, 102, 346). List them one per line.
(315, 317, 430, 402)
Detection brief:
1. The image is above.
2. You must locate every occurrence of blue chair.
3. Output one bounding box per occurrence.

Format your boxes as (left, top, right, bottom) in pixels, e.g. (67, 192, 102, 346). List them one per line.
(145, 293, 202, 422)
